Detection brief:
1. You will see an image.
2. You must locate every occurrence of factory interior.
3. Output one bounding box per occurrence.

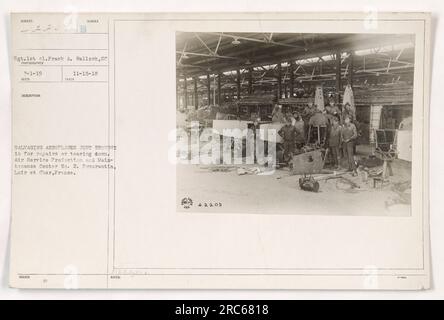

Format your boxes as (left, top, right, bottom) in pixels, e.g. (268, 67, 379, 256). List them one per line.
(175, 32, 414, 216)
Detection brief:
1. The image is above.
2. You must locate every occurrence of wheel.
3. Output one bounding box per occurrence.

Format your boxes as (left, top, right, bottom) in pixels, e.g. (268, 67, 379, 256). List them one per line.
(313, 181, 320, 192)
(299, 177, 304, 187)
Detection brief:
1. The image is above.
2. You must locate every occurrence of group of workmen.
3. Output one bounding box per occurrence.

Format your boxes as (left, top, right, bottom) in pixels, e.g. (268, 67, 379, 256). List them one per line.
(274, 99, 359, 175)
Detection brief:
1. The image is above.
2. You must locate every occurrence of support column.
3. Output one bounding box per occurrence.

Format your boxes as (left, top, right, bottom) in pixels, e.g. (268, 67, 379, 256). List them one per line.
(289, 61, 295, 98)
(236, 69, 241, 100)
(213, 76, 216, 105)
(194, 77, 198, 110)
(217, 72, 222, 105)
(348, 51, 354, 88)
(176, 78, 180, 109)
(248, 67, 253, 95)
(335, 50, 342, 104)
(277, 62, 282, 99)
(206, 73, 211, 105)
(183, 75, 188, 109)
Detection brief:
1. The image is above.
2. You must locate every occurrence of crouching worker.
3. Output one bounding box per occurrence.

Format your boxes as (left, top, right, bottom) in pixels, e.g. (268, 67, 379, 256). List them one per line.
(278, 117, 296, 164)
(341, 115, 358, 175)
(328, 115, 342, 170)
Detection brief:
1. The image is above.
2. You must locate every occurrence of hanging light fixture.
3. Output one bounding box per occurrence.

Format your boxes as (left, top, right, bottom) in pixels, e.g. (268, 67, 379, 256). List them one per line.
(232, 37, 241, 45)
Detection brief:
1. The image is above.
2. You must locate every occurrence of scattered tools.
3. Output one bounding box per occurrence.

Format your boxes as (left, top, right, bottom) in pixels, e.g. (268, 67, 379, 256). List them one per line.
(237, 167, 261, 175)
(337, 176, 361, 190)
(200, 165, 236, 172)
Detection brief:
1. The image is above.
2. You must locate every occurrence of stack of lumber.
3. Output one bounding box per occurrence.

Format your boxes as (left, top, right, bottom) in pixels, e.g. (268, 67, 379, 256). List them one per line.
(238, 94, 275, 105)
(353, 82, 413, 106)
(278, 97, 311, 105)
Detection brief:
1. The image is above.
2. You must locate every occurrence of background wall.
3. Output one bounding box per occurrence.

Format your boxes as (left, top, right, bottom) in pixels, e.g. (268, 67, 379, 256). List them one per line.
(0, 0, 443, 299)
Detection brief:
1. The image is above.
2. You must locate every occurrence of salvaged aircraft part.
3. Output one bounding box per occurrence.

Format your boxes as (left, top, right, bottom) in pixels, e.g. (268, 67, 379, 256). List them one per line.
(396, 129, 412, 162)
(289, 149, 328, 175)
(369, 105, 383, 144)
(314, 85, 324, 111)
(373, 128, 398, 182)
(307, 125, 327, 146)
(374, 129, 397, 154)
(299, 176, 320, 192)
(343, 84, 356, 112)
(298, 171, 348, 192)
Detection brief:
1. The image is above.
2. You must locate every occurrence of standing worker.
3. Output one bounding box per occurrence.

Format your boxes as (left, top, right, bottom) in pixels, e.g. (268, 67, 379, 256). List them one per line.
(341, 115, 358, 175)
(303, 100, 316, 140)
(293, 114, 305, 151)
(278, 117, 297, 164)
(342, 102, 356, 124)
(328, 115, 342, 169)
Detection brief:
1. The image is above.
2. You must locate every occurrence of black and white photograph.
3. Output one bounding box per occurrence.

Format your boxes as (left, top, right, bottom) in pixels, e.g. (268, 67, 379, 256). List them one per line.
(176, 32, 415, 216)
(4, 9, 433, 293)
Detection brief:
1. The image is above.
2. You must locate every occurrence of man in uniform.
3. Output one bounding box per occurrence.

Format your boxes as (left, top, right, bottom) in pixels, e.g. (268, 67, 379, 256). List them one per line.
(342, 102, 356, 124)
(278, 117, 297, 164)
(328, 115, 342, 169)
(341, 115, 358, 175)
(293, 114, 305, 150)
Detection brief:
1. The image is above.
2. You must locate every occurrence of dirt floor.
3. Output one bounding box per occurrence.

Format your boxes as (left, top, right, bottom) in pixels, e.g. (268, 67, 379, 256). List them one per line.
(176, 145, 412, 216)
